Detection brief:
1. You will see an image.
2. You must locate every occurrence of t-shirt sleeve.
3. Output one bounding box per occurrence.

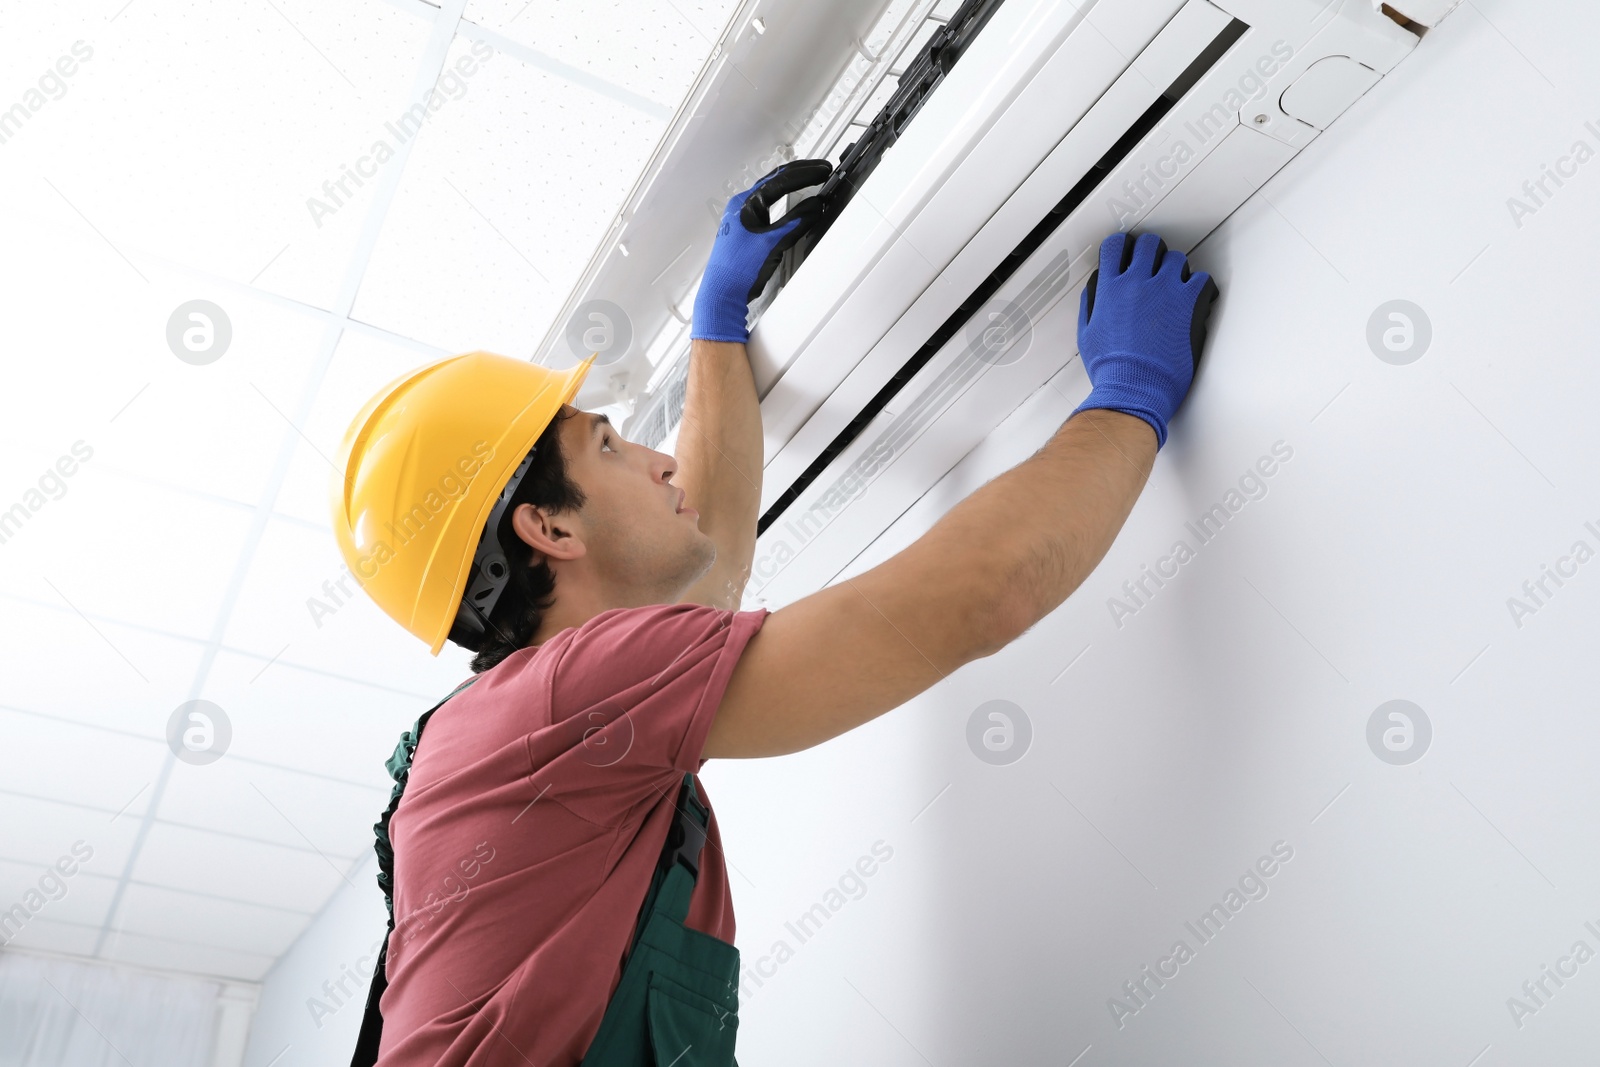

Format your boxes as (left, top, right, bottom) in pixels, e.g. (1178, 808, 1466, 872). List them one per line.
(530, 602, 768, 827)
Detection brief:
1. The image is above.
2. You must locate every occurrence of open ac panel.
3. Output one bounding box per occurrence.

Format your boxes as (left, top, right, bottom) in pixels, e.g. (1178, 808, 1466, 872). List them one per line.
(546, 0, 1444, 612)
(740, 0, 1430, 610)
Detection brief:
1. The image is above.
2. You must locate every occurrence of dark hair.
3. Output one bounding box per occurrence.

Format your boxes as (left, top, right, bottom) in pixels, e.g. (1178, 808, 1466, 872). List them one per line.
(466, 407, 588, 674)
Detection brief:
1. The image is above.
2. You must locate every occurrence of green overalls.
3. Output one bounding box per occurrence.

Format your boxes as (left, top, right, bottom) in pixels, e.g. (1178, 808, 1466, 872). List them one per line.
(350, 678, 742, 1067)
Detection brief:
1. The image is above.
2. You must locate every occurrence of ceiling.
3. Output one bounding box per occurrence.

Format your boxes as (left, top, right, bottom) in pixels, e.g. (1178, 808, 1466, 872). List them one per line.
(0, 0, 741, 982)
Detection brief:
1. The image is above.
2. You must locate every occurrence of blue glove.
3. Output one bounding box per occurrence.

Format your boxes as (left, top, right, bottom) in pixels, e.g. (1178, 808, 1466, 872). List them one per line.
(692, 159, 833, 343)
(1072, 232, 1219, 449)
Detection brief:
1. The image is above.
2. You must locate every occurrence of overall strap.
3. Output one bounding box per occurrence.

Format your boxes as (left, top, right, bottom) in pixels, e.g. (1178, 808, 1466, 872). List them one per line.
(350, 675, 480, 1067)
(622, 773, 711, 962)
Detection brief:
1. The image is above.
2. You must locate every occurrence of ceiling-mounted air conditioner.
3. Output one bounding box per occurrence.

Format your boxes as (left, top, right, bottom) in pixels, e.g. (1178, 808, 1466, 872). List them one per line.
(729, 0, 1428, 609)
(539, 0, 1438, 611)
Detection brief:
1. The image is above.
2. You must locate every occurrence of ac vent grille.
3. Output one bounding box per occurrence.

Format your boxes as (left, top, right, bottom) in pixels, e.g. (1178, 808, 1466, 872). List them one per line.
(756, 15, 1249, 536)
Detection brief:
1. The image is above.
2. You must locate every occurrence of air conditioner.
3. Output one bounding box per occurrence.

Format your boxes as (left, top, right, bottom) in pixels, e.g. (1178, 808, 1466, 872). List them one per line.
(537, 0, 1445, 610)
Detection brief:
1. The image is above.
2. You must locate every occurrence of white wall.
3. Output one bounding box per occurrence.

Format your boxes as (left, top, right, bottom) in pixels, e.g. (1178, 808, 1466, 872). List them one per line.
(704, 2, 1600, 1064)
(240, 856, 388, 1067)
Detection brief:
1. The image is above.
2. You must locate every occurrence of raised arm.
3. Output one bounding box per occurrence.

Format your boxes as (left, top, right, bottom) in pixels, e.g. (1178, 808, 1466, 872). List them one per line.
(673, 160, 835, 609)
(705, 232, 1219, 759)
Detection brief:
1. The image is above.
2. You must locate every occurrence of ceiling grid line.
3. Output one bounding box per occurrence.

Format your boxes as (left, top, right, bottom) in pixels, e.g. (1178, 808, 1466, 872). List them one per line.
(88, 0, 473, 959)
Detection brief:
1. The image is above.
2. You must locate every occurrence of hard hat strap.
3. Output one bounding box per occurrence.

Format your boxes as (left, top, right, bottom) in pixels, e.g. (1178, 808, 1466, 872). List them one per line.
(450, 445, 538, 651)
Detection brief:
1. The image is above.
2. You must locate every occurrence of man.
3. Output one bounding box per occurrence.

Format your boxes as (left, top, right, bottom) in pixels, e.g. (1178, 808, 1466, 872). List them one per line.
(330, 159, 1218, 1066)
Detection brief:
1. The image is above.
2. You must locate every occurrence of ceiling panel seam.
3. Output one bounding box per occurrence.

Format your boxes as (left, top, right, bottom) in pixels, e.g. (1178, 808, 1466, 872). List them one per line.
(0, 860, 320, 917)
(0, 790, 374, 855)
(454, 19, 675, 120)
(24, 914, 284, 959)
(1, 707, 414, 791)
(90, 0, 473, 958)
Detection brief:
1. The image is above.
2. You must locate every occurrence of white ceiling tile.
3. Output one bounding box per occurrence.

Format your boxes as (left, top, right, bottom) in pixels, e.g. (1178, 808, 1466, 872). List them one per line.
(155, 757, 384, 859)
(87, 304, 335, 510)
(348, 34, 672, 357)
(0, 0, 785, 990)
(112, 883, 312, 960)
(0, 862, 118, 930)
(99, 928, 275, 983)
(0, 915, 102, 957)
(0, 710, 164, 815)
(0, 173, 216, 471)
(130, 824, 344, 912)
(203, 649, 441, 786)
(272, 329, 454, 529)
(0, 6, 95, 66)
(3, 0, 438, 313)
(0, 243, 345, 515)
(1, 794, 145, 873)
(0, 605, 205, 735)
(462, 0, 740, 110)
(276, 440, 358, 537)
(0, 466, 254, 642)
(220, 513, 476, 694)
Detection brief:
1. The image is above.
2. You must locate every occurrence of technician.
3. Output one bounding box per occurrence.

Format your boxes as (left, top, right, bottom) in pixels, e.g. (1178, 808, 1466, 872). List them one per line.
(331, 158, 1218, 1067)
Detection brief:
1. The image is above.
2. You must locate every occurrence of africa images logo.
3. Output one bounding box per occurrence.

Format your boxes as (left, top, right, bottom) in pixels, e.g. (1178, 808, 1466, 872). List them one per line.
(305, 40, 495, 228)
(1108, 840, 1295, 1029)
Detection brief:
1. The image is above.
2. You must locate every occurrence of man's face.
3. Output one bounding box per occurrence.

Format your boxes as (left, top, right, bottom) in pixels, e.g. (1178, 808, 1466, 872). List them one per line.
(543, 402, 717, 602)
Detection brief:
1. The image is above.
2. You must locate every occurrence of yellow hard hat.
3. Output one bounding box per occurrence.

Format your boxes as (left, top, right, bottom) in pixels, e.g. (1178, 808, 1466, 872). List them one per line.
(330, 350, 598, 655)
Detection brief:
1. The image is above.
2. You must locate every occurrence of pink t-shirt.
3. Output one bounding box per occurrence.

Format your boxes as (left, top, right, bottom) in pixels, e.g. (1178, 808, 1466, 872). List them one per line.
(375, 602, 769, 1067)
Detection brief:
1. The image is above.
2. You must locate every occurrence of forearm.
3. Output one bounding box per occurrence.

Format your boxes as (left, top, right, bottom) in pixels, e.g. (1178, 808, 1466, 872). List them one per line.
(923, 408, 1157, 653)
(675, 339, 763, 562)
(676, 159, 832, 583)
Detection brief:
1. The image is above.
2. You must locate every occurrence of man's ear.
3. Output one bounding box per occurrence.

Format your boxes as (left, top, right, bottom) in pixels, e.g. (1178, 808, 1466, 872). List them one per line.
(510, 502, 586, 562)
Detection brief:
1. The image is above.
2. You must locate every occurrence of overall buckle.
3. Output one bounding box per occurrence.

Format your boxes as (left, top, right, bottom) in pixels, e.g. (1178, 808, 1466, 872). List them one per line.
(665, 776, 709, 879)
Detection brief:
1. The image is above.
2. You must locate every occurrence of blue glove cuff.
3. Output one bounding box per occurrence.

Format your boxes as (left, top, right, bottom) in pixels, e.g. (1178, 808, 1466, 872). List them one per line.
(691, 269, 757, 344)
(1071, 346, 1192, 449)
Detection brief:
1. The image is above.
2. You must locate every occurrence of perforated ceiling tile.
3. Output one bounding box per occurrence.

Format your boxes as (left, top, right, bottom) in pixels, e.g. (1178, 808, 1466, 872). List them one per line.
(349, 33, 673, 357)
(7, 0, 437, 313)
(462, 0, 741, 111)
(220, 513, 475, 696)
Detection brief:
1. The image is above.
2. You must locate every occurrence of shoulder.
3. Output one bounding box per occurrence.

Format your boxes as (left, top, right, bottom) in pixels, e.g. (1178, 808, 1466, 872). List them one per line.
(549, 602, 768, 709)
(566, 601, 758, 651)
